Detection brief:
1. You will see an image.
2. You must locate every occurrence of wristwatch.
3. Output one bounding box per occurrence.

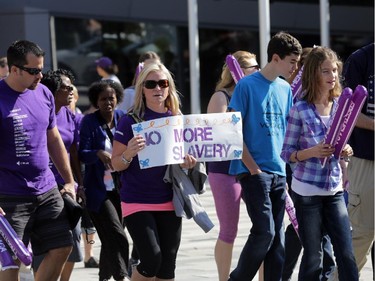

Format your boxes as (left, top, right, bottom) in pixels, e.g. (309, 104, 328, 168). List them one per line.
(121, 153, 133, 164)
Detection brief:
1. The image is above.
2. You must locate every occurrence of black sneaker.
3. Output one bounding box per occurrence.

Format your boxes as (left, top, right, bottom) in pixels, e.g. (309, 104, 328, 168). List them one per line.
(84, 256, 100, 268)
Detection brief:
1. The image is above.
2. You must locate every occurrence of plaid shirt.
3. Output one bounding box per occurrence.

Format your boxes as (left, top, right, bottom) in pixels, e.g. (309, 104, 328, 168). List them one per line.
(281, 100, 341, 190)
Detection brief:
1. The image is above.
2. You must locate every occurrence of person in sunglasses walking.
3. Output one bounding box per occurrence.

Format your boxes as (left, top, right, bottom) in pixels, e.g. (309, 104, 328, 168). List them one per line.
(112, 62, 197, 281)
(207, 50, 259, 281)
(0, 40, 75, 281)
(32, 69, 84, 281)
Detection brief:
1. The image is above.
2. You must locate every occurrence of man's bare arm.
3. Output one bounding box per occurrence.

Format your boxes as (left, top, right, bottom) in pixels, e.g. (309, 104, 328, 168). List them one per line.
(242, 143, 262, 175)
(355, 113, 374, 131)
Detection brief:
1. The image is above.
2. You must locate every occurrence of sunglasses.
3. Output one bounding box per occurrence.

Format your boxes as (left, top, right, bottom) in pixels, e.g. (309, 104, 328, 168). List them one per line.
(143, 79, 169, 89)
(59, 85, 74, 92)
(243, 65, 260, 70)
(14, 64, 43, 75)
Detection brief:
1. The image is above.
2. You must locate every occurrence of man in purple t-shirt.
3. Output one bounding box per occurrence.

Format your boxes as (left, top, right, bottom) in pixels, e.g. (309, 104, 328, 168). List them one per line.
(0, 40, 75, 281)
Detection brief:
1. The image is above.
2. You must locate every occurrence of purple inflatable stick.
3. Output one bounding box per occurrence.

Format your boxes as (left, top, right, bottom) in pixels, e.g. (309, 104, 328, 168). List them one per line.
(0, 237, 17, 270)
(134, 62, 144, 82)
(285, 190, 299, 237)
(291, 65, 304, 102)
(321, 87, 353, 167)
(333, 85, 368, 159)
(0, 215, 32, 266)
(226, 54, 244, 84)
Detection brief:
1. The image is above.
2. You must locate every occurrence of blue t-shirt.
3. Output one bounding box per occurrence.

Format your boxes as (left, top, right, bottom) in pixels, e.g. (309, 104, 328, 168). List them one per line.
(0, 80, 57, 196)
(228, 71, 292, 176)
(114, 107, 174, 204)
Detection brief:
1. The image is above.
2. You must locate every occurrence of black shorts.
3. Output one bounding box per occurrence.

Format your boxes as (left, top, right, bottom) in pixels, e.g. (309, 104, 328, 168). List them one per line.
(32, 218, 82, 271)
(0, 187, 73, 256)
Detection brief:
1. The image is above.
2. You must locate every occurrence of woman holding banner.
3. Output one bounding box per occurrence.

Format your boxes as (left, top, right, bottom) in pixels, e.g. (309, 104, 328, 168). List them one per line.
(281, 46, 358, 281)
(111, 62, 197, 281)
(206, 50, 259, 281)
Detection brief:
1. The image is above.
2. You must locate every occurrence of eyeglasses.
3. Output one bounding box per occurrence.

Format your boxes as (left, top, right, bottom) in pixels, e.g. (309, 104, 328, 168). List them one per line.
(143, 79, 169, 89)
(59, 85, 74, 92)
(243, 65, 260, 70)
(14, 64, 42, 75)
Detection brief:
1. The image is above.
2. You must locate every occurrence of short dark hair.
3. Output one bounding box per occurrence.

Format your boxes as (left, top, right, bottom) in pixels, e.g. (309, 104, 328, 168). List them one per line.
(7, 40, 45, 68)
(267, 32, 302, 62)
(88, 80, 124, 108)
(41, 68, 75, 95)
(55, 68, 75, 83)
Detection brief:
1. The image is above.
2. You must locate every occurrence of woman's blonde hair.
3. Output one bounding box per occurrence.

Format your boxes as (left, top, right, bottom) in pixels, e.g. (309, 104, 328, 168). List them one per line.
(132, 62, 181, 118)
(302, 46, 343, 104)
(215, 50, 256, 91)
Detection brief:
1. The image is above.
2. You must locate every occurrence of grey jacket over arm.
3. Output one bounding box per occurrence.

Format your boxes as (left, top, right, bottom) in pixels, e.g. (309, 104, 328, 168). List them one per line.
(163, 163, 214, 233)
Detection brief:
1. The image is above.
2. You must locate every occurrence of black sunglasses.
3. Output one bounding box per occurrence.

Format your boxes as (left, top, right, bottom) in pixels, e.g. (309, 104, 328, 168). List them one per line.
(14, 64, 43, 75)
(143, 79, 169, 89)
(59, 85, 74, 92)
(243, 65, 260, 70)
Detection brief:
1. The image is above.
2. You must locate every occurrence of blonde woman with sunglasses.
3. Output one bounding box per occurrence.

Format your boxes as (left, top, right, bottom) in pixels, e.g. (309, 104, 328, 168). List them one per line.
(207, 50, 259, 281)
(112, 62, 197, 281)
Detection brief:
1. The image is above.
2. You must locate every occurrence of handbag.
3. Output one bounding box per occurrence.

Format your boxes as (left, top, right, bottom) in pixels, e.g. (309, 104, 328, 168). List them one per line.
(62, 192, 83, 230)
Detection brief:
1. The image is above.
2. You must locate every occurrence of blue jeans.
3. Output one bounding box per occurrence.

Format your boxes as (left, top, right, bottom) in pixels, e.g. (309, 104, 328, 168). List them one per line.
(229, 172, 286, 281)
(282, 189, 336, 281)
(294, 191, 359, 281)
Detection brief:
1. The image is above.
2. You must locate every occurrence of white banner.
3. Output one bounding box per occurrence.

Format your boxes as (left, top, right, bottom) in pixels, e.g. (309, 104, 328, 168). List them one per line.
(131, 112, 243, 169)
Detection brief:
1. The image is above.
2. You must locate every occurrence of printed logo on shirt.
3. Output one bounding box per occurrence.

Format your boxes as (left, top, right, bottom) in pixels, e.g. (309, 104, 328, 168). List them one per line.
(260, 93, 285, 137)
(9, 108, 31, 159)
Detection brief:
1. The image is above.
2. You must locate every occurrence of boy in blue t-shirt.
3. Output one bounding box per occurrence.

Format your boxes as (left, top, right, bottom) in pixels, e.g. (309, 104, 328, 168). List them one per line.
(228, 31, 302, 281)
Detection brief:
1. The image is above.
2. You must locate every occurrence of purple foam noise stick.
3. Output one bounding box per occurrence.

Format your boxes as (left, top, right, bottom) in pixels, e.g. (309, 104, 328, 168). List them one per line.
(0, 215, 32, 266)
(333, 85, 368, 159)
(285, 190, 299, 237)
(225, 54, 244, 84)
(0, 237, 18, 270)
(134, 62, 144, 82)
(320, 87, 353, 167)
(291, 65, 304, 102)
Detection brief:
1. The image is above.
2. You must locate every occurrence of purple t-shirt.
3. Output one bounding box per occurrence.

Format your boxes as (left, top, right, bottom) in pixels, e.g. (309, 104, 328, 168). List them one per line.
(0, 80, 57, 196)
(114, 108, 173, 204)
(49, 106, 78, 185)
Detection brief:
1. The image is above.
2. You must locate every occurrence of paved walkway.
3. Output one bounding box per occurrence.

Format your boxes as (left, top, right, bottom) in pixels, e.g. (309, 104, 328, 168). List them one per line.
(63, 187, 372, 281)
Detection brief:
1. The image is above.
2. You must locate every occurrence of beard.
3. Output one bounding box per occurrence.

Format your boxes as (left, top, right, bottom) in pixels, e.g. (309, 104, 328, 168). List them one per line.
(27, 80, 39, 90)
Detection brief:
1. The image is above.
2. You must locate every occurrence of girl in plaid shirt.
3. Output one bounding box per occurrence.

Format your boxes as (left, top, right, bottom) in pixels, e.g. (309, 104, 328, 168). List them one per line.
(281, 46, 358, 281)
